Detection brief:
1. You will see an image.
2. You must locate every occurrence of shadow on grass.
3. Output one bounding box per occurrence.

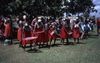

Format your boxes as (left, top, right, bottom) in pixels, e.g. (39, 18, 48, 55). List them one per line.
(89, 34, 99, 38)
(23, 45, 32, 48)
(26, 48, 42, 53)
(76, 42, 87, 44)
(63, 42, 87, 46)
(39, 45, 50, 49)
(50, 43, 61, 47)
(63, 42, 75, 46)
(79, 34, 98, 39)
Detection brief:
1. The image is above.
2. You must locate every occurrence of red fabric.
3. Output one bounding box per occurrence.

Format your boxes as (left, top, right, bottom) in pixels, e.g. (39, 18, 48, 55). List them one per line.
(0, 20, 3, 25)
(22, 31, 32, 46)
(4, 24, 11, 37)
(17, 27, 22, 41)
(35, 28, 49, 42)
(31, 26, 38, 43)
(97, 19, 100, 26)
(60, 27, 69, 39)
(73, 27, 80, 38)
(31, 32, 37, 43)
(48, 28, 57, 39)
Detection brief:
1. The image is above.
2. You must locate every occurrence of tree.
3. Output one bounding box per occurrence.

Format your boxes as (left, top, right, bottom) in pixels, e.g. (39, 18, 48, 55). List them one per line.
(0, 0, 62, 17)
(66, 0, 94, 14)
(0, 0, 94, 17)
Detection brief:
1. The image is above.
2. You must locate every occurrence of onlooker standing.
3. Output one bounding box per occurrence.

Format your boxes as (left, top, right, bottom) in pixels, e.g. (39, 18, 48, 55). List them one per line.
(97, 18, 100, 36)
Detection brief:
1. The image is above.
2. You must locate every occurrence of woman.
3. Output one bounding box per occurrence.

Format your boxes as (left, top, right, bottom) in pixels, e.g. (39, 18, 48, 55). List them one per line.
(31, 18, 37, 43)
(34, 19, 49, 48)
(49, 22, 58, 46)
(73, 19, 80, 44)
(4, 19, 11, 39)
(60, 19, 70, 45)
(17, 20, 23, 47)
(21, 22, 32, 47)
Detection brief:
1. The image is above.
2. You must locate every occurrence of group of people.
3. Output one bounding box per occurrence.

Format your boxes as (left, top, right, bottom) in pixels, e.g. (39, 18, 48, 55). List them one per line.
(0, 15, 100, 49)
(0, 16, 12, 44)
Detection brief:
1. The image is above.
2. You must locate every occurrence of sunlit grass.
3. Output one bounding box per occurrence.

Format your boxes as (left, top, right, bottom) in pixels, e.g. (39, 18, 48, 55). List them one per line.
(0, 28, 100, 63)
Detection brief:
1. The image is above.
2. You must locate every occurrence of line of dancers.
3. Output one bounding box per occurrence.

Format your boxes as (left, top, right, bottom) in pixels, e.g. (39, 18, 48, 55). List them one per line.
(0, 15, 100, 49)
(16, 15, 97, 48)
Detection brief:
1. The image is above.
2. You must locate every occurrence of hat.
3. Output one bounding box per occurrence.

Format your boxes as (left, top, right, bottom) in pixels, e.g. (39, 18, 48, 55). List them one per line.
(25, 23, 28, 26)
(75, 17, 78, 19)
(23, 15, 26, 19)
(38, 19, 42, 22)
(4, 19, 7, 22)
(19, 20, 22, 24)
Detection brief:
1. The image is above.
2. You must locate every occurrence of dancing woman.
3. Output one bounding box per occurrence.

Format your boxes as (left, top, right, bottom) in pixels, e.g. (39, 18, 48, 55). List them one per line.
(73, 19, 80, 44)
(34, 19, 49, 48)
(21, 22, 33, 48)
(60, 19, 70, 45)
(49, 22, 58, 46)
(17, 21, 23, 47)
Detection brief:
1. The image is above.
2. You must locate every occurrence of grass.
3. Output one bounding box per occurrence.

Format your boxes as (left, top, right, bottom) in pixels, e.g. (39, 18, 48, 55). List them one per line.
(0, 29, 100, 63)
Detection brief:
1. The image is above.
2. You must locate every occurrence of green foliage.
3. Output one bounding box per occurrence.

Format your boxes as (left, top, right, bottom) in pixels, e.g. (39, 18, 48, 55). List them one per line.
(0, 0, 93, 16)
(67, 0, 93, 14)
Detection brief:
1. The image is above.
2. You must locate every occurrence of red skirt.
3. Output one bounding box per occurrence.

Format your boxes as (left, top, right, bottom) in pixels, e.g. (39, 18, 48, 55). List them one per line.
(48, 30, 58, 39)
(4, 24, 11, 37)
(17, 28, 22, 41)
(35, 29, 49, 42)
(60, 27, 69, 39)
(73, 27, 80, 38)
(22, 31, 32, 46)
